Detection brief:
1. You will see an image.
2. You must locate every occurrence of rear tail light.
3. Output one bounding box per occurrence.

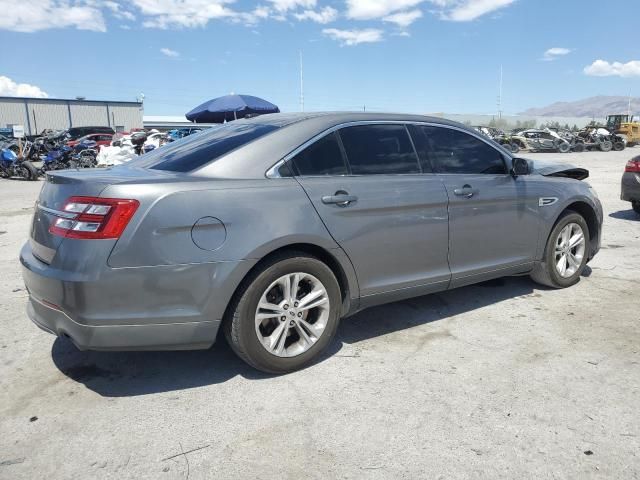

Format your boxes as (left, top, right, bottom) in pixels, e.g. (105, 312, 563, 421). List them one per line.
(625, 159, 640, 173)
(49, 196, 139, 239)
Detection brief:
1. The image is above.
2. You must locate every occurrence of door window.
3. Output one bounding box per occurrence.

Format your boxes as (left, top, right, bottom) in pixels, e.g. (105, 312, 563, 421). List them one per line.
(290, 132, 348, 176)
(421, 126, 507, 175)
(339, 124, 420, 175)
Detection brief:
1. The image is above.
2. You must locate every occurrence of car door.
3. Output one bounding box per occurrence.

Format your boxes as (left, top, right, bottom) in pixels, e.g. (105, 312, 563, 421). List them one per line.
(419, 125, 540, 288)
(290, 124, 451, 302)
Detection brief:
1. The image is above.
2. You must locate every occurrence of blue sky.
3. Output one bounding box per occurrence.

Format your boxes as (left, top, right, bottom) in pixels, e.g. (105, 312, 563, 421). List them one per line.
(1, 0, 639, 116)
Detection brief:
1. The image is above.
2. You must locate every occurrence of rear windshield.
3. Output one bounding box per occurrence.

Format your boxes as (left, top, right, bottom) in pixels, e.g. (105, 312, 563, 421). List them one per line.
(131, 123, 279, 172)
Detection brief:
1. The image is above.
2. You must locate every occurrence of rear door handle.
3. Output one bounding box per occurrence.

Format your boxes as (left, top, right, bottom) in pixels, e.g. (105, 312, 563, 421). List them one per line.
(453, 185, 479, 198)
(321, 194, 358, 207)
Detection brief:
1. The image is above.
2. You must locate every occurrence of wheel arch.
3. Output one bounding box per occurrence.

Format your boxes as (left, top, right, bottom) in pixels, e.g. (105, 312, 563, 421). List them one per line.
(222, 243, 359, 330)
(542, 201, 600, 261)
(561, 201, 600, 246)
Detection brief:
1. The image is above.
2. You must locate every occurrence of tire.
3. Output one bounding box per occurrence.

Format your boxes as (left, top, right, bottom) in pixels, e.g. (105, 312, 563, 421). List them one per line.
(633, 201, 640, 215)
(599, 141, 613, 152)
(557, 142, 571, 153)
(510, 143, 520, 154)
(613, 141, 625, 151)
(18, 162, 38, 181)
(530, 211, 590, 289)
(224, 252, 342, 374)
(572, 142, 585, 153)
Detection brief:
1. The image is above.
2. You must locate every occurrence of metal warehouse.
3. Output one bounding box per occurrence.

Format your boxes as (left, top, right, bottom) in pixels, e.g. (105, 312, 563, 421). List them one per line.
(0, 96, 143, 135)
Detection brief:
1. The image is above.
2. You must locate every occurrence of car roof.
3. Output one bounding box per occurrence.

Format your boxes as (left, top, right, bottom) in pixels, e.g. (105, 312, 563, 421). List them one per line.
(198, 111, 508, 179)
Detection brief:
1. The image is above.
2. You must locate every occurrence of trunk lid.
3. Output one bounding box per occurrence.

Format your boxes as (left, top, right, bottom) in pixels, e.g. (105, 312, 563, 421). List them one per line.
(30, 167, 170, 264)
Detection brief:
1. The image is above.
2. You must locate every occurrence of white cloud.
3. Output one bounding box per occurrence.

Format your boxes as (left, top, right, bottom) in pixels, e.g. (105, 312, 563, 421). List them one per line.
(436, 0, 517, 22)
(345, 0, 513, 23)
(542, 47, 572, 61)
(0, 76, 48, 98)
(584, 59, 640, 78)
(294, 6, 338, 23)
(322, 27, 383, 46)
(267, 0, 316, 12)
(103, 1, 136, 21)
(383, 8, 422, 27)
(132, 0, 236, 28)
(346, 0, 424, 20)
(0, 0, 106, 32)
(160, 47, 180, 57)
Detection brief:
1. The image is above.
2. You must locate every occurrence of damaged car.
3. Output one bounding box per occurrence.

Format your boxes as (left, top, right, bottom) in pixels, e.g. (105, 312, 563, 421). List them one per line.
(20, 113, 602, 373)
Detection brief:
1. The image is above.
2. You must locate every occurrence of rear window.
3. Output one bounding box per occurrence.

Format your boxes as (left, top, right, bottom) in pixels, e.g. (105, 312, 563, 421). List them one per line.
(291, 132, 348, 176)
(133, 123, 279, 172)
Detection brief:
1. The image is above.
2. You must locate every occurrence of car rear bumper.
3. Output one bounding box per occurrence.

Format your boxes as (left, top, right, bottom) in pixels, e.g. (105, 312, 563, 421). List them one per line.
(20, 241, 255, 351)
(27, 296, 218, 351)
(621, 172, 640, 202)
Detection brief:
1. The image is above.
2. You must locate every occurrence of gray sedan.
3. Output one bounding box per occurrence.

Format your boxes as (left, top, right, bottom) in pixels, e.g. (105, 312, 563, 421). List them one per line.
(20, 113, 602, 373)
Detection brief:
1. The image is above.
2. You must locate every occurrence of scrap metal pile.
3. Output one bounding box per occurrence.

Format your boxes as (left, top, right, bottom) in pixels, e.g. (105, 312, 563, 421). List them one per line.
(473, 125, 628, 154)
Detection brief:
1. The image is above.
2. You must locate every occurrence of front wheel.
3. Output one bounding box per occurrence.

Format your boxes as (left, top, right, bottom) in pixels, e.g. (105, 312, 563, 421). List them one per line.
(510, 143, 520, 154)
(224, 252, 342, 373)
(530, 212, 590, 288)
(613, 141, 625, 151)
(599, 141, 613, 152)
(18, 162, 39, 181)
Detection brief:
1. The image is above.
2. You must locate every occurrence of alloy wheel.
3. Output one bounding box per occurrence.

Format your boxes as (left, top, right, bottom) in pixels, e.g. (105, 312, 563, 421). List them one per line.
(254, 272, 330, 358)
(554, 223, 586, 278)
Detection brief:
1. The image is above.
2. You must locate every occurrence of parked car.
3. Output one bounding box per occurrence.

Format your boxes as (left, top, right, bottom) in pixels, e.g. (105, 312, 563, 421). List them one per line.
(65, 126, 115, 141)
(20, 113, 602, 373)
(621, 155, 640, 215)
(67, 133, 113, 148)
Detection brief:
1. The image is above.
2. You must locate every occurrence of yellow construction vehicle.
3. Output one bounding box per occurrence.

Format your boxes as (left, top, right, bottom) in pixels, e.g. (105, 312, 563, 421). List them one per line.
(606, 114, 640, 146)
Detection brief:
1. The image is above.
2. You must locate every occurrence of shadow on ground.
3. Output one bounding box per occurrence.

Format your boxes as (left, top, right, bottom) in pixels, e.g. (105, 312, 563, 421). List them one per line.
(609, 209, 639, 221)
(52, 276, 540, 397)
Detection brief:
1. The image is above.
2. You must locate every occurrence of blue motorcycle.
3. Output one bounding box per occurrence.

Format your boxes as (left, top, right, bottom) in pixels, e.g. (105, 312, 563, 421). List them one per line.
(0, 143, 39, 180)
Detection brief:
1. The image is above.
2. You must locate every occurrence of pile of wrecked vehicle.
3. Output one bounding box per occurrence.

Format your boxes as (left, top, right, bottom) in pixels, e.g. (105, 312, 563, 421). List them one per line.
(474, 124, 630, 154)
(0, 127, 204, 180)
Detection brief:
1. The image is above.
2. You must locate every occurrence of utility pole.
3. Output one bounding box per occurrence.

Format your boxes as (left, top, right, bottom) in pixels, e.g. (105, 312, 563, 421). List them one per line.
(628, 90, 632, 118)
(497, 65, 503, 119)
(299, 50, 304, 112)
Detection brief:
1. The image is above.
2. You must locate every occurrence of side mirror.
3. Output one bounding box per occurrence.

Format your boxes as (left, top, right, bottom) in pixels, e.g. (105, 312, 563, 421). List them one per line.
(511, 157, 529, 177)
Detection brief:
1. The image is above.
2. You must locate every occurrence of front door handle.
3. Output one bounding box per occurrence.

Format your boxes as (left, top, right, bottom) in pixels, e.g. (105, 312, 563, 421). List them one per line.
(453, 185, 479, 198)
(321, 192, 358, 207)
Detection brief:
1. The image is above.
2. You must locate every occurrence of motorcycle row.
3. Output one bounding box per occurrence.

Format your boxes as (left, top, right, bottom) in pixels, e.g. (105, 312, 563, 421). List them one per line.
(474, 125, 629, 154)
(0, 128, 197, 181)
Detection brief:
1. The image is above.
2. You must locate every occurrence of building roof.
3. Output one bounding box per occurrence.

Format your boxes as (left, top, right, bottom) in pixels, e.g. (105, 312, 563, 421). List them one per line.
(0, 96, 142, 106)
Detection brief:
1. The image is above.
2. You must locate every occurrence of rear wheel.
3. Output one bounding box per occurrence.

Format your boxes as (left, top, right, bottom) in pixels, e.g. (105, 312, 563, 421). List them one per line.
(509, 143, 520, 154)
(557, 141, 571, 153)
(224, 252, 341, 373)
(632, 201, 640, 215)
(530, 211, 590, 288)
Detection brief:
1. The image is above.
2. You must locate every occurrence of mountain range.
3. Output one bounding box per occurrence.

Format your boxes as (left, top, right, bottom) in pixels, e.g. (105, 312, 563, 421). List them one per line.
(520, 96, 640, 118)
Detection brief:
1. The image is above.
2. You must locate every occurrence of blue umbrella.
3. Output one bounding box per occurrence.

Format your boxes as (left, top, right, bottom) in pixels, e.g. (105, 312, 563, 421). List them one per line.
(185, 94, 280, 123)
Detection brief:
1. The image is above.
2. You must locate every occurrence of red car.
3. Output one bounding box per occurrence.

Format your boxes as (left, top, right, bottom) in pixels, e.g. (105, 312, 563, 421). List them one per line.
(66, 133, 113, 148)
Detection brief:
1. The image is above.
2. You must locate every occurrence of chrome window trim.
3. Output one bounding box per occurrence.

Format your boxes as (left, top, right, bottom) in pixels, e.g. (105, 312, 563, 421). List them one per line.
(265, 120, 512, 178)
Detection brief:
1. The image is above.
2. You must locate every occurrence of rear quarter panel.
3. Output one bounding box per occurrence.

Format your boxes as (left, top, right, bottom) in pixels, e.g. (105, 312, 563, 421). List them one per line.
(104, 178, 341, 267)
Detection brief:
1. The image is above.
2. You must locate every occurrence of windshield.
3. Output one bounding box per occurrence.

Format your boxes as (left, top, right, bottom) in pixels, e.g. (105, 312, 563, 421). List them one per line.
(129, 122, 279, 172)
